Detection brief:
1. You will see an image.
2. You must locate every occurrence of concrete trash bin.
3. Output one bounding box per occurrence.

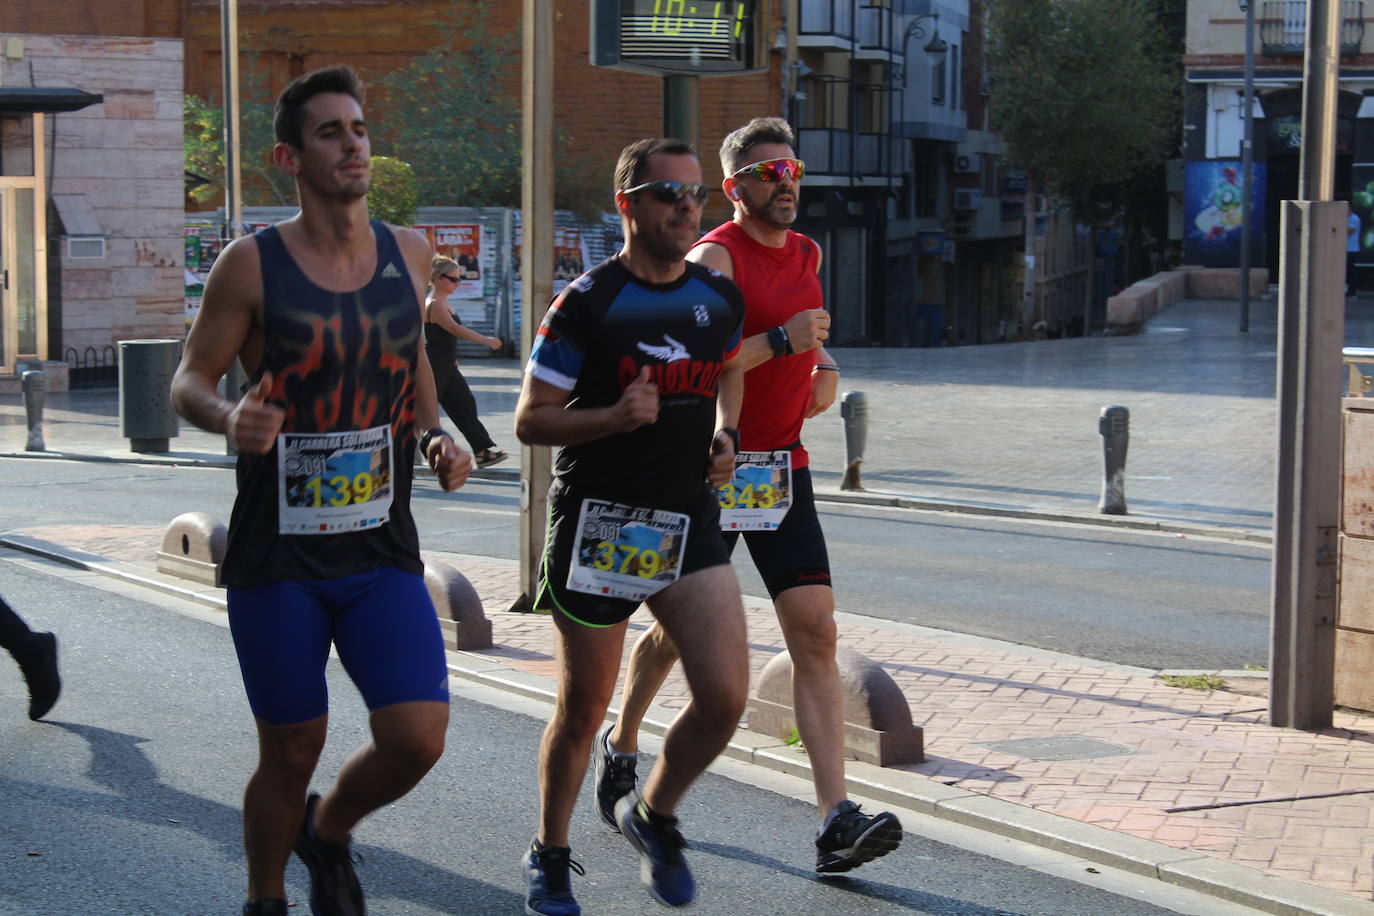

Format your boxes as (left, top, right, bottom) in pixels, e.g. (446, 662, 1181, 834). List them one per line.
(118, 338, 180, 453)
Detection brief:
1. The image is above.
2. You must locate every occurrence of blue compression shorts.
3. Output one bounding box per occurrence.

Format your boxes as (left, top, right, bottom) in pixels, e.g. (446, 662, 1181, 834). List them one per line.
(226, 566, 450, 725)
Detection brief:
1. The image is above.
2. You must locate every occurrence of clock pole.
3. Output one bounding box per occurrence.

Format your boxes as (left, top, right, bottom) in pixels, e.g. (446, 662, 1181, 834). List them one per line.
(663, 75, 700, 149)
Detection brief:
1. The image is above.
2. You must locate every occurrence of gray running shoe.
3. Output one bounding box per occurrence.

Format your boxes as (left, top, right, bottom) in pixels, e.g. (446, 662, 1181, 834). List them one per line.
(592, 724, 637, 831)
(815, 801, 902, 873)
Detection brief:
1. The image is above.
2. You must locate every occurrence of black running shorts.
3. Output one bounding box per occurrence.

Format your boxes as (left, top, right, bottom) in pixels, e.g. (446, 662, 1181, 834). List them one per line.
(535, 482, 732, 628)
(723, 467, 831, 598)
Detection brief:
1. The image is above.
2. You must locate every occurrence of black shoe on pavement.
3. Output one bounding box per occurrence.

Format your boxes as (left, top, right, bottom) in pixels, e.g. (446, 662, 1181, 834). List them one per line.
(242, 900, 289, 915)
(475, 448, 508, 469)
(522, 841, 584, 916)
(815, 800, 902, 873)
(18, 631, 60, 721)
(614, 794, 695, 907)
(593, 724, 638, 831)
(294, 792, 365, 915)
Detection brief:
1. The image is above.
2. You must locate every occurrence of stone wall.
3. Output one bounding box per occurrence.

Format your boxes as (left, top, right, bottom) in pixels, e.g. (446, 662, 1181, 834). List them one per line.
(0, 34, 185, 356)
(1105, 267, 1269, 333)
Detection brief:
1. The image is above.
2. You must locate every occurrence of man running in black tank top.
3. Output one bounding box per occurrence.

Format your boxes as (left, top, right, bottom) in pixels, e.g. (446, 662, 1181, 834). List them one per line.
(172, 66, 470, 916)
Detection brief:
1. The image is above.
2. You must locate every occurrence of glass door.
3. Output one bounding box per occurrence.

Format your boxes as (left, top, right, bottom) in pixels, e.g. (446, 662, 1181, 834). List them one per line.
(0, 186, 39, 376)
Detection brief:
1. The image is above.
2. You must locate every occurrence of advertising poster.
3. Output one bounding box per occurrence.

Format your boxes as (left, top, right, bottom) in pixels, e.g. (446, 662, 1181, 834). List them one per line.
(1183, 160, 1266, 268)
(429, 224, 484, 298)
(553, 227, 589, 293)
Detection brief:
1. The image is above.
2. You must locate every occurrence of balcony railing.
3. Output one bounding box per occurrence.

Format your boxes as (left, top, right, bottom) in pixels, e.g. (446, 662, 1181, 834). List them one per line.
(800, 0, 856, 44)
(1260, 1, 1364, 55)
(797, 128, 912, 179)
(857, 3, 896, 59)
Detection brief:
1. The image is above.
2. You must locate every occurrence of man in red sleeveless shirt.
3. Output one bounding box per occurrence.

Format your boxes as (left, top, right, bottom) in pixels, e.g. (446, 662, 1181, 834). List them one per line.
(597, 118, 902, 874)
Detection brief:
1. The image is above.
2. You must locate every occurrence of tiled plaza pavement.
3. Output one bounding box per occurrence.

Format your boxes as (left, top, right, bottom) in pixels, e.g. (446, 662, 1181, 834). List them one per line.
(8, 523, 1374, 909)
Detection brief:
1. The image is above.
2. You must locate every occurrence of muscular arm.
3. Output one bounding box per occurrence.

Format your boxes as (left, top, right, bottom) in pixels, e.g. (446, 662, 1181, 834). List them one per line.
(686, 241, 829, 372)
(398, 227, 471, 489)
(171, 238, 282, 451)
(515, 369, 659, 447)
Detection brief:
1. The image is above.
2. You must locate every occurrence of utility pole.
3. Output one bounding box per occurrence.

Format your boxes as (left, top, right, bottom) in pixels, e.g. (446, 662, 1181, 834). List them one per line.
(515, 0, 555, 611)
(220, 0, 242, 241)
(1270, 0, 1344, 730)
(1239, 0, 1256, 332)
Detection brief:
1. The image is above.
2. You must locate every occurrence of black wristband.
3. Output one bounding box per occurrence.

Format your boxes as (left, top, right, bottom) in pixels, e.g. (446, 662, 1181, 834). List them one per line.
(718, 427, 740, 452)
(767, 325, 793, 358)
(418, 427, 449, 456)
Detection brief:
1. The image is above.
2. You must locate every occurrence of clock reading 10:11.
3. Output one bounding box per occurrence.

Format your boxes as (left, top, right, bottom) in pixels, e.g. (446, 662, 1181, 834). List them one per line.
(641, 0, 748, 37)
(594, 0, 761, 74)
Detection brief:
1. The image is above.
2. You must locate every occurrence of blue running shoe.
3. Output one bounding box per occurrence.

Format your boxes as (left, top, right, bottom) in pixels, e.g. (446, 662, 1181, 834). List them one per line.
(522, 841, 584, 916)
(614, 795, 694, 907)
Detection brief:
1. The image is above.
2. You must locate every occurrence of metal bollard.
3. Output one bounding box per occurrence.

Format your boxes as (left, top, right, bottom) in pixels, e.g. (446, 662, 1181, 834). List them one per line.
(840, 390, 867, 491)
(1098, 405, 1129, 515)
(21, 369, 45, 451)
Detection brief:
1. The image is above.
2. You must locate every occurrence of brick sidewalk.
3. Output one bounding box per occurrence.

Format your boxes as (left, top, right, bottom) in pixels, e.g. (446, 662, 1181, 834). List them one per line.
(10, 523, 1374, 909)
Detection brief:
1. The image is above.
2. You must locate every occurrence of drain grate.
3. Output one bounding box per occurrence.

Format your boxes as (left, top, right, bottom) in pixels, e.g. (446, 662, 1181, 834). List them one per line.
(978, 735, 1143, 761)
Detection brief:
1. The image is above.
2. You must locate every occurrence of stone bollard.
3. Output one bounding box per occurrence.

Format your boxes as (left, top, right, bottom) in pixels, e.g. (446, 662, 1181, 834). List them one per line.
(156, 512, 227, 586)
(424, 558, 493, 650)
(1098, 405, 1129, 515)
(840, 391, 868, 491)
(748, 646, 923, 766)
(21, 369, 45, 451)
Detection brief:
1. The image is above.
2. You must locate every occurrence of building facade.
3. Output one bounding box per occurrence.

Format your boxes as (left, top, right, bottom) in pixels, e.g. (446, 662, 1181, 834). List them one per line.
(1184, 0, 1373, 284)
(0, 2, 185, 385)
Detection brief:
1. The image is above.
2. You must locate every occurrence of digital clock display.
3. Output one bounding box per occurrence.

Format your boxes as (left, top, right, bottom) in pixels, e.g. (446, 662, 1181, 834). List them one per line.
(591, 0, 763, 76)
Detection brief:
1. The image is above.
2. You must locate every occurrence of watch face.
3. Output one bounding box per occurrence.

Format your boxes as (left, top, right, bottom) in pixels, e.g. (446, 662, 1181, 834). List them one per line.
(594, 0, 760, 75)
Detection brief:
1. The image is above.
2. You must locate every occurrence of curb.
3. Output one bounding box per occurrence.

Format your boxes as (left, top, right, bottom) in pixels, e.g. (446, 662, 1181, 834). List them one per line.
(0, 533, 1362, 915)
(0, 448, 1271, 543)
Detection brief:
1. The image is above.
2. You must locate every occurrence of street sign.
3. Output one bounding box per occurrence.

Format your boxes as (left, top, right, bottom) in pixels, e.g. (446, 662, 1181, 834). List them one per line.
(590, 0, 768, 76)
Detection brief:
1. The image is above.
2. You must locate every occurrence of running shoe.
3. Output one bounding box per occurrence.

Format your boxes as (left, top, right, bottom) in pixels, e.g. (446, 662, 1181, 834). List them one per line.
(242, 900, 288, 915)
(814, 800, 902, 873)
(593, 724, 638, 831)
(476, 448, 508, 469)
(294, 792, 365, 915)
(522, 842, 584, 916)
(614, 794, 694, 907)
(18, 631, 60, 721)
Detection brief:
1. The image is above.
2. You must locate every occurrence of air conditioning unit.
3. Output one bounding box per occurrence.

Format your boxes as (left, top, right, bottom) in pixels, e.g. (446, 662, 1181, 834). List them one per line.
(953, 188, 983, 211)
(953, 152, 981, 175)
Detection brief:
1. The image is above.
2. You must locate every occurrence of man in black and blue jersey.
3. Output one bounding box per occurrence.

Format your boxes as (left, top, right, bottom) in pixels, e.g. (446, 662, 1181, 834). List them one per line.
(514, 137, 749, 915)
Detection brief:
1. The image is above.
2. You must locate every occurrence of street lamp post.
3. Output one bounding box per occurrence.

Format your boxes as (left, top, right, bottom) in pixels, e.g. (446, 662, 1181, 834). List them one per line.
(891, 13, 948, 84)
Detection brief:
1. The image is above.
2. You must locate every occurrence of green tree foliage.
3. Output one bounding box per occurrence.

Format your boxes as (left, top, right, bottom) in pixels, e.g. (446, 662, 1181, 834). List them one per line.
(184, 94, 224, 205)
(987, 0, 1178, 220)
(368, 156, 418, 226)
(183, 82, 292, 208)
(371, 6, 604, 216)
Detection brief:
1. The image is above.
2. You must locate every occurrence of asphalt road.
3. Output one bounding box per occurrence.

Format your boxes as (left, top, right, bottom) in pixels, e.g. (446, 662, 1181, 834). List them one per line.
(0, 551, 1226, 916)
(0, 456, 1271, 671)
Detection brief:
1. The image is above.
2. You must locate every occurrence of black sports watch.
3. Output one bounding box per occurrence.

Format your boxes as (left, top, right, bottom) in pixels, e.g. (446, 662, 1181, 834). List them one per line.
(418, 427, 450, 456)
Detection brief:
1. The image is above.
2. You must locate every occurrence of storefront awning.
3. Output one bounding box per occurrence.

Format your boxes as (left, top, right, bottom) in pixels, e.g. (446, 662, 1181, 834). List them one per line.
(0, 88, 104, 117)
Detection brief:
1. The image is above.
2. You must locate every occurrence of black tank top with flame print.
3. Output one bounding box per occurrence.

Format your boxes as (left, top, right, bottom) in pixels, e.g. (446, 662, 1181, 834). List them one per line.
(221, 221, 424, 587)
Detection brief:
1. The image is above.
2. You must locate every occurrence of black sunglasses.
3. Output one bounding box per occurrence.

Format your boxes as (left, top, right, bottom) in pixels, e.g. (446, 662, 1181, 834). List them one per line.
(440, 274, 459, 283)
(623, 180, 709, 206)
